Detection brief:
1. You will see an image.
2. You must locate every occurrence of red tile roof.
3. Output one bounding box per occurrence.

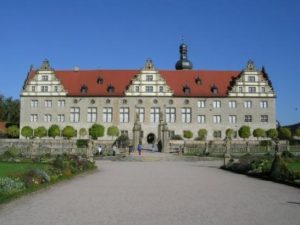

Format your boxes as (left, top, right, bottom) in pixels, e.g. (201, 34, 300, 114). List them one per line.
(27, 69, 241, 97)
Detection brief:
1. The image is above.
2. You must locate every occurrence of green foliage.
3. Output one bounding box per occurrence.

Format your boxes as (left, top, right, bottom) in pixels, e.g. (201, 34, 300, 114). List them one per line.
(21, 126, 33, 139)
(225, 128, 234, 140)
(34, 126, 47, 138)
(89, 124, 105, 140)
(79, 128, 87, 137)
(259, 140, 272, 147)
(171, 135, 183, 140)
(114, 134, 130, 148)
(48, 125, 60, 139)
(238, 126, 251, 140)
(0, 177, 25, 195)
(270, 155, 294, 181)
(183, 130, 193, 139)
(7, 125, 19, 138)
(253, 128, 266, 139)
(197, 129, 207, 141)
(0, 95, 20, 125)
(62, 126, 76, 139)
(76, 139, 89, 148)
(107, 126, 120, 139)
(24, 168, 51, 187)
(4, 147, 21, 158)
(278, 127, 292, 140)
(294, 127, 300, 137)
(266, 128, 278, 140)
(281, 151, 295, 159)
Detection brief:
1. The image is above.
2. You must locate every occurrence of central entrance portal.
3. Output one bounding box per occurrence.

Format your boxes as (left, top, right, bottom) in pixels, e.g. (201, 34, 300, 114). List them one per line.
(147, 133, 156, 144)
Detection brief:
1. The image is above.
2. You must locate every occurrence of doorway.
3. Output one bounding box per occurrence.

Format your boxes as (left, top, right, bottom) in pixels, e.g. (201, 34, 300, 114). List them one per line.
(147, 133, 155, 144)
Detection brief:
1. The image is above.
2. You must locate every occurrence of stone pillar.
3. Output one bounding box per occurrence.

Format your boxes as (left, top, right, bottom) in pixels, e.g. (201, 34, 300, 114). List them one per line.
(161, 123, 169, 153)
(132, 113, 142, 151)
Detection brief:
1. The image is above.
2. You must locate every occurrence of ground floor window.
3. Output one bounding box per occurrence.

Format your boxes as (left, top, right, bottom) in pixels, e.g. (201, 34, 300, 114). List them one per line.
(213, 130, 222, 139)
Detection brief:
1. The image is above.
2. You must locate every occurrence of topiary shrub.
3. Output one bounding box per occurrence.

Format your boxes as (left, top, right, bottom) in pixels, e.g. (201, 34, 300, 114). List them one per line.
(89, 124, 105, 140)
(34, 126, 47, 138)
(278, 127, 292, 140)
(114, 134, 130, 148)
(266, 128, 278, 140)
(253, 128, 266, 140)
(48, 124, 60, 139)
(79, 128, 87, 138)
(21, 126, 33, 139)
(238, 125, 251, 140)
(7, 125, 19, 138)
(76, 139, 89, 148)
(107, 126, 120, 140)
(62, 126, 76, 139)
(197, 129, 207, 141)
(183, 130, 193, 139)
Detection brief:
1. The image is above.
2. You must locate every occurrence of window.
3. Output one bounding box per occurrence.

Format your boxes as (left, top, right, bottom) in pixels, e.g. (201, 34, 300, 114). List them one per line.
(120, 107, 129, 123)
(150, 107, 160, 123)
(183, 86, 191, 94)
(44, 100, 52, 108)
(44, 114, 52, 122)
(211, 85, 218, 94)
(248, 76, 256, 82)
(136, 107, 145, 122)
(31, 86, 36, 92)
(70, 107, 80, 123)
(145, 86, 153, 93)
(87, 107, 97, 123)
(81, 85, 88, 93)
(229, 115, 237, 124)
(166, 107, 176, 123)
(107, 85, 115, 93)
(245, 115, 252, 122)
(42, 75, 48, 81)
(135, 86, 139, 92)
(57, 114, 65, 123)
(261, 115, 268, 122)
(58, 100, 65, 108)
(249, 87, 256, 93)
(212, 100, 221, 108)
(103, 107, 112, 123)
(213, 130, 222, 139)
(169, 130, 175, 138)
(97, 77, 103, 84)
(30, 114, 38, 122)
(31, 100, 38, 108)
(197, 115, 206, 124)
(181, 108, 191, 123)
(121, 130, 128, 136)
(146, 75, 153, 81)
(260, 101, 268, 108)
(197, 100, 206, 108)
(54, 86, 58, 92)
(213, 115, 221, 124)
(261, 87, 266, 93)
(41, 86, 48, 92)
(244, 101, 252, 108)
(228, 100, 236, 108)
(159, 86, 163, 92)
(239, 87, 243, 93)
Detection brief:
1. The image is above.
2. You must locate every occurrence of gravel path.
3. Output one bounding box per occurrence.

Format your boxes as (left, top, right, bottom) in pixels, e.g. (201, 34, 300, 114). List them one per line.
(1, 153, 300, 225)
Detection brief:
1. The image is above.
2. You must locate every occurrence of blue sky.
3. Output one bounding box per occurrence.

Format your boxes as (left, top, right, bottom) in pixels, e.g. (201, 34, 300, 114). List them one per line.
(0, 0, 299, 125)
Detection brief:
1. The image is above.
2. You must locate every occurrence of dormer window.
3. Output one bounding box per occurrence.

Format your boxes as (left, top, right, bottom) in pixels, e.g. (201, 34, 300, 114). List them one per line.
(81, 85, 88, 94)
(146, 75, 153, 81)
(42, 75, 49, 81)
(195, 77, 202, 85)
(211, 85, 218, 94)
(97, 76, 104, 84)
(183, 85, 191, 94)
(107, 84, 115, 93)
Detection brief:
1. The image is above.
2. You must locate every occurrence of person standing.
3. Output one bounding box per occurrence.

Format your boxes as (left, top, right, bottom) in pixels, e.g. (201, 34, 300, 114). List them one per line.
(98, 145, 102, 156)
(137, 143, 142, 156)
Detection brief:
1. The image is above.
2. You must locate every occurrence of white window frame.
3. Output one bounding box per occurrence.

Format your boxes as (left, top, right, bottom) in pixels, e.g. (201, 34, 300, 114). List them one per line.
(136, 107, 145, 122)
(70, 107, 80, 123)
(58, 100, 65, 108)
(145, 86, 153, 93)
(229, 115, 237, 124)
(197, 115, 206, 124)
(166, 107, 176, 123)
(44, 100, 52, 108)
(212, 100, 221, 108)
(213, 115, 221, 124)
(244, 101, 252, 108)
(31, 100, 38, 108)
(87, 107, 97, 123)
(120, 107, 129, 123)
(181, 108, 191, 123)
(197, 100, 206, 108)
(261, 115, 268, 122)
(249, 87, 256, 93)
(150, 107, 160, 123)
(228, 100, 236, 109)
(260, 101, 268, 109)
(103, 107, 113, 123)
(44, 114, 52, 122)
(41, 86, 49, 92)
(30, 114, 38, 122)
(245, 115, 252, 122)
(57, 114, 65, 123)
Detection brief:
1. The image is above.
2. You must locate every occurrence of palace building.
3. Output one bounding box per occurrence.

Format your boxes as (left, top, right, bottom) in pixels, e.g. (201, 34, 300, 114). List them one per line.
(20, 43, 276, 142)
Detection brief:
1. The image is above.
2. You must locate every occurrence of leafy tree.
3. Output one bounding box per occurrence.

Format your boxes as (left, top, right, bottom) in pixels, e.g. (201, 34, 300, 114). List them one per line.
(295, 127, 300, 138)
(7, 125, 19, 138)
(21, 126, 33, 139)
(89, 124, 105, 140)
(266, 128, 278, 140)
(62, 126, 77, 139)
(197, 129, 208, 141)
(114, 134, 130, 148)
(34, 126, 47, 138)
(225, 128, 235, 140)
(48, 124, 61, 138)
(253, 128, 266, 140)
(79, 128, 88, 138)
(183, 130, 193, 139)
(0, 95, 20, 125)
(238, 126, 251, 140)
(278, 127, 292, 140)
(107, 126, 119, 140)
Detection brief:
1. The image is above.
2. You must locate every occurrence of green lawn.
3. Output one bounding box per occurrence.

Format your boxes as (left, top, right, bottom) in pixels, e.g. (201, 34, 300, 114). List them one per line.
(0, 162, 51, 177)
(286, 162, 300, 172)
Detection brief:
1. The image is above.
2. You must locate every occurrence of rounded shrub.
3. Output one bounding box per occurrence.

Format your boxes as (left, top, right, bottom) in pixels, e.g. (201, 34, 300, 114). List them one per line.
(7, 125, 19, 138)
(21, 126, 33, 139)
(183, 130, 193, 139)
(48, 124, 61, 139)
(197, 129, 207, 141)
(34, 126, 47, 138)
(89, 124, 105, 140)
(62, 126, 76, 139)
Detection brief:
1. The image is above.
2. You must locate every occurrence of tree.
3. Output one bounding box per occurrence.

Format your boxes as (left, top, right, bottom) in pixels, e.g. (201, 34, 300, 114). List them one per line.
(266, 128, 278, 140)
(295, 127, 300, 138)
(34, 126, 47, 138)
(183, 130, 193, 139)
(7, 125, 19, 138)
(21, 126, 33, 139)
(225, 128, 235, 140)
(107, 126, 120, 140)
(278, 127, 292, 140)
(0, 95, 20, 125)
(197, 129, 208, 141)
(48, 124, 61, 138)
(238, 126, 251, 140)
(253, 128, 266, 140)
(62, 126, 77, 139)
(89, 124, 105, 140)
(79, 128, 87, 138)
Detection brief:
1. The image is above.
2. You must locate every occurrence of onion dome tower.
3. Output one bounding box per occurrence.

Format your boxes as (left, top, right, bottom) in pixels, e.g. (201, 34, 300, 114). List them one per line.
(175, 43, 193, 70)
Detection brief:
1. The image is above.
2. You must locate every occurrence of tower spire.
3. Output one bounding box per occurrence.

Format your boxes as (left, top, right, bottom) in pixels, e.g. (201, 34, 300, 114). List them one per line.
(175, 43, 193, 70)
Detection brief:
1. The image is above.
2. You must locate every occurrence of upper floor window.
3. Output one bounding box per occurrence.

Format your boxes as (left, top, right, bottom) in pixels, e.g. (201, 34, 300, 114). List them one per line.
(260, 101, 268, 108)
(212, 100, 221, 108)
(197, 115, 206, 124)
(244, 115, 252, 122)
(58, 100, 65, 108)
(136, 107, 145, 122)
(54, 86, 58, 92)
(150, 107, 160, 123)
(70, 107, 80, 123)
(97, 76, 103, 84)
(107, 85, 115, 93)
(31, 100, 38, 108)
(213, 115, 221, 124)
(30, 114, 38, 122)
(81, 85, 88, 94)
(211, 85, 218, 94)
(41, 86, 48, 92)
(239, 87, 243, 93)
(229, 115, 237, 124)
(145, 86, 153, 93)
(135, 86, 140, 92)
(248, 76, 256, 82)
(87, 107, 97, 123)
(166, 107, 176, 123)
(159, 86, 163, 92)
(120, 107, 129, 123)
(244, 101, 252, 108)
(42, 75, 49, 81)
(146, 75, 153, 81)
(44, 114, 52, 122)
(57, 114, 65, 123)
(197, 100, 206, 108)
(103, 107, 113, 123)
(44, 100, 52, 108)
(228, 100, 236, 108)
(261, 115, 269, 122)
(31, 86, 36, 92)
(183, 85, 191, 94)
(249, 87, 256, 93)
(261, 87, 266, 93)
(195, 77, 202, 85)
(181, 108, 191, 123)
(213, 130, 222, 139)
